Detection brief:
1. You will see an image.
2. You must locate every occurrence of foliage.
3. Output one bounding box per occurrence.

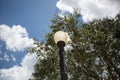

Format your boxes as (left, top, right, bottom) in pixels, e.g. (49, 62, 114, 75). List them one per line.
(29, 12, 120, 80)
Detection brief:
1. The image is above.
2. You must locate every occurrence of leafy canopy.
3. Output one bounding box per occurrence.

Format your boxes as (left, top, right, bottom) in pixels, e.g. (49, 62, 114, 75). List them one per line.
(29, 12, 120, 80)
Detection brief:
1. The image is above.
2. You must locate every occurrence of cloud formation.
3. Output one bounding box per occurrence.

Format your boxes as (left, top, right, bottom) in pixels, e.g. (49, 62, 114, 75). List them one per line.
(56, 0, 120, 21)
(11, 54, 16, 62)
(4, 53, 10, 62)
(0, 53, 37, 80)
(0, 24, 34, 51)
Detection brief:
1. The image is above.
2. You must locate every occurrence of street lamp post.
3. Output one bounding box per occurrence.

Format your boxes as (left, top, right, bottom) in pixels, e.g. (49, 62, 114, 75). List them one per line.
(54, 31, 68, 80)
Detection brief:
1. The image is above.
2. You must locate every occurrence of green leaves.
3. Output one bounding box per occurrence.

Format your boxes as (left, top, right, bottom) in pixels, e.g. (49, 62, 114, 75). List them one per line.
(29, 13, 120, 80)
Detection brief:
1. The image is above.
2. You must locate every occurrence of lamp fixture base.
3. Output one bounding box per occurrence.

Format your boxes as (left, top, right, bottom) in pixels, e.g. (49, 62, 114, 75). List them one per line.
(57, 41, 65, 48)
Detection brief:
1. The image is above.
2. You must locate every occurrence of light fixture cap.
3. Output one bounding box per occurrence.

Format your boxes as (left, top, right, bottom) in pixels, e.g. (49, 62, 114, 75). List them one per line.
(54, 31, 67, 44)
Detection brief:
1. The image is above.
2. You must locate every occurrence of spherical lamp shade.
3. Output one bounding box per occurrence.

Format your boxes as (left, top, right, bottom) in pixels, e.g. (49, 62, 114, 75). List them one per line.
(54, 31, 67, 44)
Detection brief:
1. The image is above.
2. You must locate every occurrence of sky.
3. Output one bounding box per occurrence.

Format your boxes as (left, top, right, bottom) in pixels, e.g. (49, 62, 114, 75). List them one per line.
(0, 0, 120, 80)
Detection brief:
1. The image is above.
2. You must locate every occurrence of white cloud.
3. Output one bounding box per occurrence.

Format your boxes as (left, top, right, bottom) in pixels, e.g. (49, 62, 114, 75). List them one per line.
(11, 54, 16, 62)
(56, 0, 120, 21)
(0, 24, 34, 51)
(65, 32, 73, 51)
(0, 53, 37, 80)
(4, 53, 10, 62)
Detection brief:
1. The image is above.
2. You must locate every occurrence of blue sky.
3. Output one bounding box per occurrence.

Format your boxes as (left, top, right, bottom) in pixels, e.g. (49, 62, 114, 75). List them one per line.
(0, 0, 59, 79)
(0, 0, 120, 80)
(0, 0, 58, 68)
(0, 0, 58, 40)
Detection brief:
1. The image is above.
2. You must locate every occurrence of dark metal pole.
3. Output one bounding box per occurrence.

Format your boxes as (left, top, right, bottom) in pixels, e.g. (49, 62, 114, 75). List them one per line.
(57, 41, 68, 80)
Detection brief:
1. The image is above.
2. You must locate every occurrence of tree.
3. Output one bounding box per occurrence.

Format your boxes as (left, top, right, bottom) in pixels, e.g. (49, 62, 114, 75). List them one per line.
(29, 12, 120, 80)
